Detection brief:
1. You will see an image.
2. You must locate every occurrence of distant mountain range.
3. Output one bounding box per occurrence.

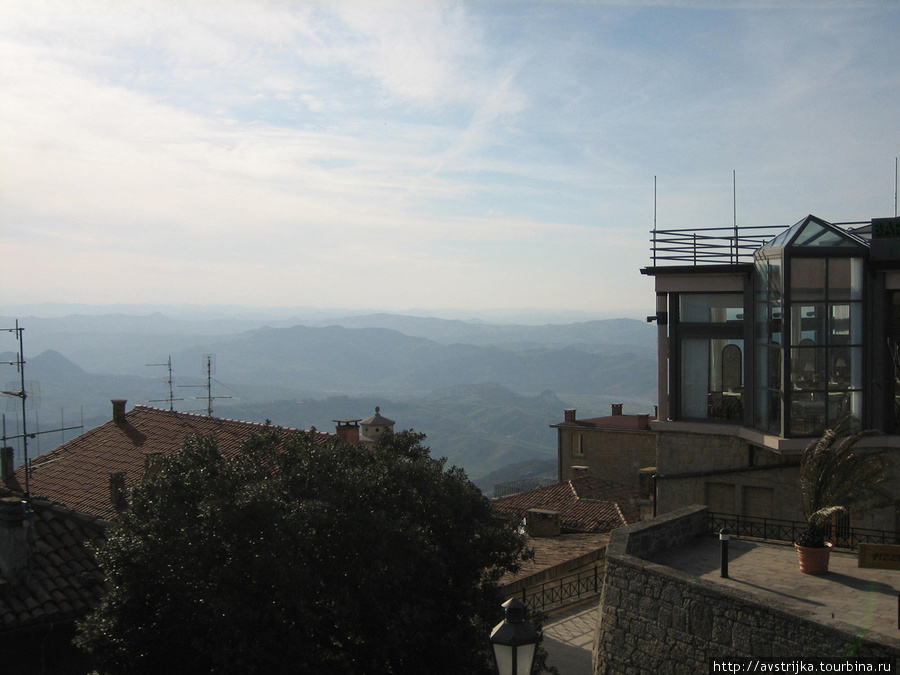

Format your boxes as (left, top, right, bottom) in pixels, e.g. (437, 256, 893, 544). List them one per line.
(0, 311, 656, 484)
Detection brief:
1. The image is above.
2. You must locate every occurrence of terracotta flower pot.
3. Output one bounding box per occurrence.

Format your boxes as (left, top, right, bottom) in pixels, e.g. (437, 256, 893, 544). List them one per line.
(795, 542, 833, 575)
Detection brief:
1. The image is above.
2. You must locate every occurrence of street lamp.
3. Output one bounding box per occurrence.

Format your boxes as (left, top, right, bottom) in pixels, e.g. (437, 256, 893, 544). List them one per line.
(489, 598, 540, 675)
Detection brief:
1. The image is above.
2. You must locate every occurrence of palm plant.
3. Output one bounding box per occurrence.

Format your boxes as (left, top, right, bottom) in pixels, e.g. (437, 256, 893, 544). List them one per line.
(797, 416, 890, 548)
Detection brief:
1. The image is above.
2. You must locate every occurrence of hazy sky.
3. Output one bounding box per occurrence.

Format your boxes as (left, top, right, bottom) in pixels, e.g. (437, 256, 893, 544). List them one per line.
(3, 1, 899, 319)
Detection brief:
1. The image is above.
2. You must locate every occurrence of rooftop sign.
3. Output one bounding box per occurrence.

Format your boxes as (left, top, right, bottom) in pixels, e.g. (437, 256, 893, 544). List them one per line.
(869, 217, 900, 260)
(872, 217, 900, 239)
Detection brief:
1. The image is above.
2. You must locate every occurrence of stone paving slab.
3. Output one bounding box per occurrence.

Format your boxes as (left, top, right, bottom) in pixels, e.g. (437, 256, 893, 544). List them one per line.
(542, 601, 598, 674)
(651, 536, 900, 642)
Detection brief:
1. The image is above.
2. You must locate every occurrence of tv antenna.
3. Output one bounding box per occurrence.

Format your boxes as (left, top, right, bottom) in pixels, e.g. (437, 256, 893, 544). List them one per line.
(179, 354, 231, 416)
(146, 356, 183, 411)
(1, 321, 82, 497)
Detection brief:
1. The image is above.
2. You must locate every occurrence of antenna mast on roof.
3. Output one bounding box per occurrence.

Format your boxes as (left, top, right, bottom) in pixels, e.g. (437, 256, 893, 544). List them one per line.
(1, 321, 82, 498)
(178, 354, 231, 417)
(732, 170, 738, 264)
(146, 356, 183, 411)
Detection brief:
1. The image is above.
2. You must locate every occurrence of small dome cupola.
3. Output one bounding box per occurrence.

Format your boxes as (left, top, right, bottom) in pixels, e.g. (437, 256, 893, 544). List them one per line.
(360, 406, 395, 445)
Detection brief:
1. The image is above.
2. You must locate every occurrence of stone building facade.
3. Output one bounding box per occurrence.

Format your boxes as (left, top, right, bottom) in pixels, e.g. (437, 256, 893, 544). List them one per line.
(552, 404, 657, 487)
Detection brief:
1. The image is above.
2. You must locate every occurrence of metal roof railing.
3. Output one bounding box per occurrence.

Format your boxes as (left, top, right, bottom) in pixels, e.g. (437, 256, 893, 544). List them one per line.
(650, 221, 872, 267)
(650, 225, 785, 266)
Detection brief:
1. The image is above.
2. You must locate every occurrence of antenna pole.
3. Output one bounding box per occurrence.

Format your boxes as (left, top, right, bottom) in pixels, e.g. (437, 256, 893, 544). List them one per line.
(733, 170, 738, 263)
(653, 175, 658, 266)
(147, 356, 182, 411)
(206, 355, 213, 417)
(895, 156, 897, 218)
(16, 322, 29, 497)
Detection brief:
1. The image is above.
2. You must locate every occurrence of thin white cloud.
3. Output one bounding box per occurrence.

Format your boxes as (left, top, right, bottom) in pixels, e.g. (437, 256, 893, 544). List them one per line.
(1, 1, 899, 315)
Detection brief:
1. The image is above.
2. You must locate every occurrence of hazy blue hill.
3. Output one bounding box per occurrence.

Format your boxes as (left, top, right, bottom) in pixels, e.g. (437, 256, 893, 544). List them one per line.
(0, 310, 656, 482)
(215, 382, 564, 481)
(2, 312, 655, 375)
(173, 324, 656, 399)
(472, 458, 559, 494)
(305, 313, 655, 352)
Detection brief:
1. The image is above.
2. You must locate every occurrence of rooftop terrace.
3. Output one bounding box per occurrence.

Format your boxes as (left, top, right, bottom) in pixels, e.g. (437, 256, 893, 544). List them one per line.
(651, 535, 900, 643)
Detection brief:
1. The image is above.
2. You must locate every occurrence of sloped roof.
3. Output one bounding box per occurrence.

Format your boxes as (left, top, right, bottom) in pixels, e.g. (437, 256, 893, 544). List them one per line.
(552, 413, 655, 431)
(760, 214, 870, 251)
(0, 496, 109, 633)
(491, 474, 640, 534)
(4, 405, 333, 520)
(361, 406, 394, 427)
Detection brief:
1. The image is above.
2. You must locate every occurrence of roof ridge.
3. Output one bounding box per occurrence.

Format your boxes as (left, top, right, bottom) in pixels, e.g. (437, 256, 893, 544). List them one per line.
(132, 405, 324, 435)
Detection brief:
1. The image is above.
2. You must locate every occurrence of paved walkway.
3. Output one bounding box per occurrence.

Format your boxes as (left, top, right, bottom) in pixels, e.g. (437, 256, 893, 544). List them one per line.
(542, 600, 598, 674)
(652, 537, 900, 643)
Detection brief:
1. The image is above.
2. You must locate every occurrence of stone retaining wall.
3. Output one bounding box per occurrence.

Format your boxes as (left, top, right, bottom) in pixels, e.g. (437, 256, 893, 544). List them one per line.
(593, 505, 900, 674)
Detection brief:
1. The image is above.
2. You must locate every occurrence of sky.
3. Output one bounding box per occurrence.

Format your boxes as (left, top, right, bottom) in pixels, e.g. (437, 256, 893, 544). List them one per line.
(2, 0, 900, 321)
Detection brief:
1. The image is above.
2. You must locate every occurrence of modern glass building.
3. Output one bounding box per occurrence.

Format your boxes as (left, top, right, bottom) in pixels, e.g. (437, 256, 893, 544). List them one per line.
(642, 214, 900, 525)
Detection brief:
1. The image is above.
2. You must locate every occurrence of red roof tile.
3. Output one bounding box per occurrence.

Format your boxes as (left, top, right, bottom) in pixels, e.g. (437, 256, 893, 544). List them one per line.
(0, 497, 109, 633)
(5, 405, 333, 520)
(491, 474, 640, 533)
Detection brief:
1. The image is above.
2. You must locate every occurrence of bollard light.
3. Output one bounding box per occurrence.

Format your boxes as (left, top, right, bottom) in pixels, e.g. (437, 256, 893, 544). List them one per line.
(490, 598, 540, 675)
(720, 528, 730, 579)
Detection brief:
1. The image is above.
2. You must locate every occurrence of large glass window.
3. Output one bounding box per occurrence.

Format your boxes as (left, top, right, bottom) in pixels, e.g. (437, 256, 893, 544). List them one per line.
(788, 257, 863, 436)
(679, 292, 745, 422)
(680, 294, 744, 323)
(754, 257, 784, 433)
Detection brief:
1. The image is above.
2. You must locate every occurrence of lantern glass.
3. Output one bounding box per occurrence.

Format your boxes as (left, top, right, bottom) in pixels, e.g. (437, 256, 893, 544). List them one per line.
(492, 642, 536, 675)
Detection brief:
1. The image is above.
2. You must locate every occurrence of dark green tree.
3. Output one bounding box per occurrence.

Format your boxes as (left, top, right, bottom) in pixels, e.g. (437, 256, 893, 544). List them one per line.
(76, 428, 533, 675)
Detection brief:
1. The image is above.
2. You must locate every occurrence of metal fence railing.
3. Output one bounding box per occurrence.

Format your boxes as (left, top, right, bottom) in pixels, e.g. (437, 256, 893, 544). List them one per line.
(494, 477, 558, 499)
(650, 226, 780, 266)
(707, 512, 900, 551)
(517, 562, 605, 613)
(649, 221, 869, 267)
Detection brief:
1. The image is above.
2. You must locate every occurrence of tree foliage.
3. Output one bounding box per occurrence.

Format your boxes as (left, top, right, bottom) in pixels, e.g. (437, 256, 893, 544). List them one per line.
(798, 416, 890, 547)
(76, 428, 532, 675)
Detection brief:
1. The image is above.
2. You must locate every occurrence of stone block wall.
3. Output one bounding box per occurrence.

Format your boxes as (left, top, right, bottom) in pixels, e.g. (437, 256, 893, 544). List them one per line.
(593, 505, 900, 674)
(559, 428, 657, 486)
(655, 429, 804, 520)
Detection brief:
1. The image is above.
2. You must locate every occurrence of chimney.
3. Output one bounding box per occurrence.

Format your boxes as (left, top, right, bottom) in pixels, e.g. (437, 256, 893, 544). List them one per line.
(112, 399, 127, 424)
(564, 409, 577, 423)
(525, 509, 561, 537)
(334, 419, 361, 445)
(611, 403, 623, 416)
(0, 497, 28, 579)
(109, 471, 127, 510)
(0, 447, 13, 482)
(637, 413, 651, 430)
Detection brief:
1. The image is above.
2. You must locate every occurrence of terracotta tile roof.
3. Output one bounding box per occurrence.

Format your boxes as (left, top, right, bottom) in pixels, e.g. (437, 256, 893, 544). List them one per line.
(501, 532, 609, 587)
(4, 405, 333, 520)
(0, 496, 109, 633)
(491, 474, 640, 534)
(551, 414, 655, 431)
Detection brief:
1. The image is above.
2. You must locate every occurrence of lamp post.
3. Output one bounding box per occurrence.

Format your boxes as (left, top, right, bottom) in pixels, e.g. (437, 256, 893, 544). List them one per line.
(489, 598, 540, 675)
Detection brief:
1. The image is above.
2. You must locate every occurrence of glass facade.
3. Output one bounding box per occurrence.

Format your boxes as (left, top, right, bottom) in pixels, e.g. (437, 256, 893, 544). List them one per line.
(752, 216, 868, 437)
(679, 294, 744, 421)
